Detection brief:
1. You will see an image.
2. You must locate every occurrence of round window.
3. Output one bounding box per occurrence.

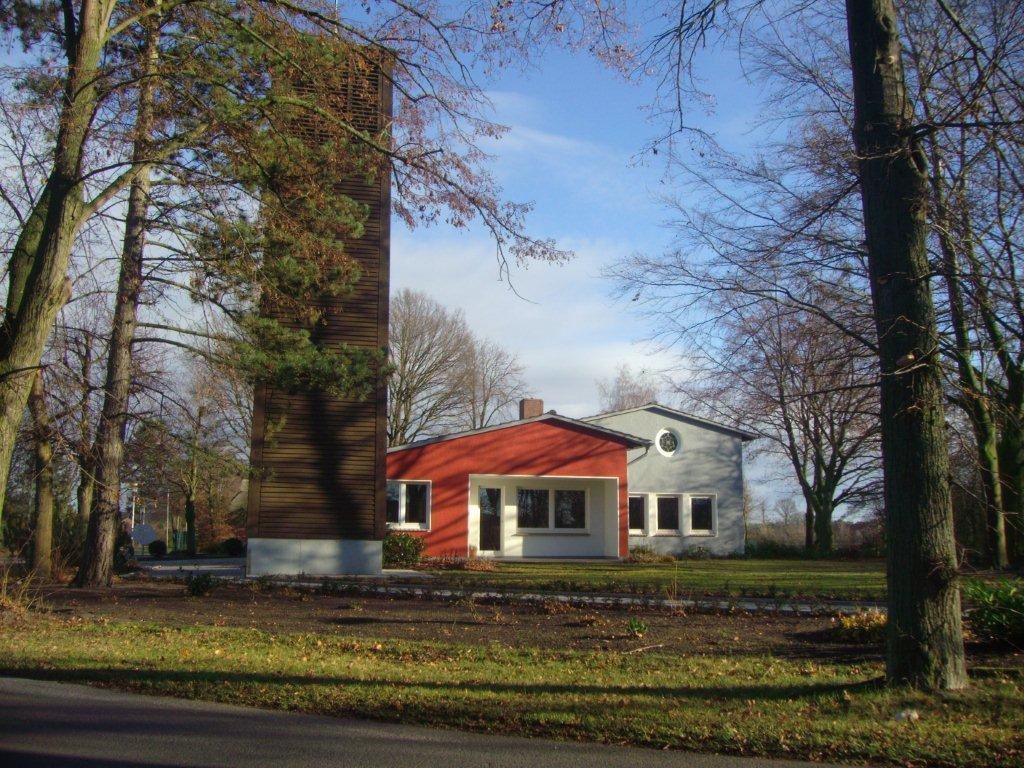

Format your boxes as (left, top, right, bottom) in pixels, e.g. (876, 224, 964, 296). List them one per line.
(656, 428, 680, 456)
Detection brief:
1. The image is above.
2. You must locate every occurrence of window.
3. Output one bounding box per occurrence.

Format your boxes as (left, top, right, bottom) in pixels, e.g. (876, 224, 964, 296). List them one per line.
(628, 495, 646, 532)
(516, 487, 588, 531)
(657, 495, 680, 531)
(690, 495, 715, 534)
(517, 488, 549, 528)
(405, 483, 429, 525)
(655, 428, 681, 457)
(386, 482, 400, 523)
(554, 490, 586, 529)
(385, 480, 430, 529)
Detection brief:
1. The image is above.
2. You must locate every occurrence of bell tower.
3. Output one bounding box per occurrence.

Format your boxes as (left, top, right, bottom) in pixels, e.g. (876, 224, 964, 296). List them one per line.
(246, 54, 391, 576)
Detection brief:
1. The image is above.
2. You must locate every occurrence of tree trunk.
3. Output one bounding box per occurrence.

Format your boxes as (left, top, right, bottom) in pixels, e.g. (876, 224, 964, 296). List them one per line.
(814, 501, 834, 556)
(28, 372, 55, 580)
(76, 460, 94, 532)
(970, 405, 1008, 567)
(0, 2, 110, 529)
(845, 0, 966, 689)
(76, 334, 95, 533)
(924, 137, 1009, 569)
(998, 409, 1024, 567)
(185, 493, 197, 557)
(74, 24, 159, 587)
(804, 503, 815, 553)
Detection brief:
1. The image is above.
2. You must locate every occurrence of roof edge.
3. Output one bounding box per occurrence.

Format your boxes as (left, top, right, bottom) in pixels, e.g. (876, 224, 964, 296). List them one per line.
(388, 412, 652, 454)
(583, 402, 758, 442)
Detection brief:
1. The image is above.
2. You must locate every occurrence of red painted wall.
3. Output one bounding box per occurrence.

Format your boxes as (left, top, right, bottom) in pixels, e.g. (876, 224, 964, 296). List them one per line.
(386, 420, 630, 557)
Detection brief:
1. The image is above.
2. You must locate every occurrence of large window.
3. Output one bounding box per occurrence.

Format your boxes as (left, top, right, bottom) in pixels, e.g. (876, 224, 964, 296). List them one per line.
(689, 495, 715, 534)
(516, 488, 550, 528)
(657, 495, 680, 532)
(516, 487, 588, 530)
(628, 495, 646, 532)
(385, 480, 431, 530)
(554, 490, 586, 529)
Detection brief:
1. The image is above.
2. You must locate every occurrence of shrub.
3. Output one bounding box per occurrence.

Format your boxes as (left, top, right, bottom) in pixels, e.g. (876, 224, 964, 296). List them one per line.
(3, 504, 84, 572)
(113, 527, 137, 574)
(828, 610, 887, 643)
(251, 575, 276, 593)
(422, 554, 496, 571)
(382, 532, 425, 568)
(627, 546, 674, 564)
(184, 572, 217, 597)
(1, 504, 33, 559)
(626, 617, 649, 638)
(682, 546, 712, 560)
(148, 540, 167, 558)
(743, 540, 808, 559)
(964, 579, 1024, 645)
(220, 537, 245, 557)
(0, 567, 38, 616)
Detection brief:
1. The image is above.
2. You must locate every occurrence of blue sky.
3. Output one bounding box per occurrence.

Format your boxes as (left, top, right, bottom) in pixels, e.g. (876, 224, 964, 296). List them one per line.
(389, 41, 803, 507)
(391, 43, 764, 417)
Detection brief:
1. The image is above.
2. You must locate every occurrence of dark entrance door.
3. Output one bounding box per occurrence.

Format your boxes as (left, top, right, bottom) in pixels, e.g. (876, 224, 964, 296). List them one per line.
(479, 487, 502, 552)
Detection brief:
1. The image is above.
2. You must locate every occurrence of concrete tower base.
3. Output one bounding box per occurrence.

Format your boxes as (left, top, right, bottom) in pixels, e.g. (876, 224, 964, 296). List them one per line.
(246, 538, 382, 577)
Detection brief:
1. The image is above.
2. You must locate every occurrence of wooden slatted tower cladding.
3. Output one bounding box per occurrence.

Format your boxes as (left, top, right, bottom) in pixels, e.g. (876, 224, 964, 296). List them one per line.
(246, 55, 391, 544)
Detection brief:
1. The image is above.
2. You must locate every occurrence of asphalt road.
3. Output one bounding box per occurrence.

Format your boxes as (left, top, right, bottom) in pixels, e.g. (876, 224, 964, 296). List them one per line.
(0, 677, 845, 768)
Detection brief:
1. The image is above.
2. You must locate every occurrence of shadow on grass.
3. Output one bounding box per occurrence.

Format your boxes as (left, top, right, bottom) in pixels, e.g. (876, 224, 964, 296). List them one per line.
(0, 750, 184, 768)
(325, 616, 494, 628)
(0, 666, 884, 703)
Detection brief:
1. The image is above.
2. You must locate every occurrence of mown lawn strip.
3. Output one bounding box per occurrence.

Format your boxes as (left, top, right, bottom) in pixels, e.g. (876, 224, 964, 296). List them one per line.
(2, 615, 1021, 768)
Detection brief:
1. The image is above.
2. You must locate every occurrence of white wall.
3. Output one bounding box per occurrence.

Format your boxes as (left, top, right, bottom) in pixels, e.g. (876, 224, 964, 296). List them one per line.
(590, 408, 746, 556)
(468, 475, 619, 558)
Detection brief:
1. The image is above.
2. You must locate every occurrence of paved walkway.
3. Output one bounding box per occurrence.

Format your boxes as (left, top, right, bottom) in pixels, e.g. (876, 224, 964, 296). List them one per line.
(0, 678, 846, 768)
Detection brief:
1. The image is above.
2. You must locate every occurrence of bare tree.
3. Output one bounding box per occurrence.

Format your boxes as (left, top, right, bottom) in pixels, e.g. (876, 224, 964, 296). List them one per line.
(774, 497, 799, 529)
(613, 0, 971, 688)
(74, 15, 161, 588)
(899, 0, 1024, 568)
(596, 364, 661, 412)
(387, 289, 473, 446)
(388, 289, 528, 442)
(128, 360, 250, 556)
(678, 288, 881, 555)
(458, 338, 528, 430)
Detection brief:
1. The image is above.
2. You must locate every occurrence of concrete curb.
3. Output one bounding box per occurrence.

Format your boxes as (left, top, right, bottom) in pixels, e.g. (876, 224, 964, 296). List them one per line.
(299, 581, 882, 616)
(127, 570, 881, 617)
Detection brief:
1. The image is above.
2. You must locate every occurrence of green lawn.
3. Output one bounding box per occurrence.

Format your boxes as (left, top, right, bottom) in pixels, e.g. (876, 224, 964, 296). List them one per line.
(421, 558, 888, 601)
(2, 615, 1021, 768)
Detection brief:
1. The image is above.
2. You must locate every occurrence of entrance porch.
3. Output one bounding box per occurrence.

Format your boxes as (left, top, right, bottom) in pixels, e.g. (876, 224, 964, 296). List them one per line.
(467, 475, 621, 559)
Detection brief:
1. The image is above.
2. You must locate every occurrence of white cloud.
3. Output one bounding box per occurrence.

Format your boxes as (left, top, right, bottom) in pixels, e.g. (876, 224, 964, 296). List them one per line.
(481, 124, 603, 157)
(390, 227, 678, 418)
(484, 90, 544, 124)
(389, 89, 679, 417)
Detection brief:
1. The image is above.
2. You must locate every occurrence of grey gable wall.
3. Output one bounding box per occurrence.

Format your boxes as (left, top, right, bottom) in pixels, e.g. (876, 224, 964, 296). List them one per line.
(587, 407, 746, 556)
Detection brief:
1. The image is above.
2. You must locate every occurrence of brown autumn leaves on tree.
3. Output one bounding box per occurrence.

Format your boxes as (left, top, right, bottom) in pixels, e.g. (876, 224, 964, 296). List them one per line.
(1, 1, 627, 585)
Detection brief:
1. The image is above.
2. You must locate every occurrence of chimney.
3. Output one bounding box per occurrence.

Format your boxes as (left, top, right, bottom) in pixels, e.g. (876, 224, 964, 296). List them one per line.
(519, 398, 544, 420)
